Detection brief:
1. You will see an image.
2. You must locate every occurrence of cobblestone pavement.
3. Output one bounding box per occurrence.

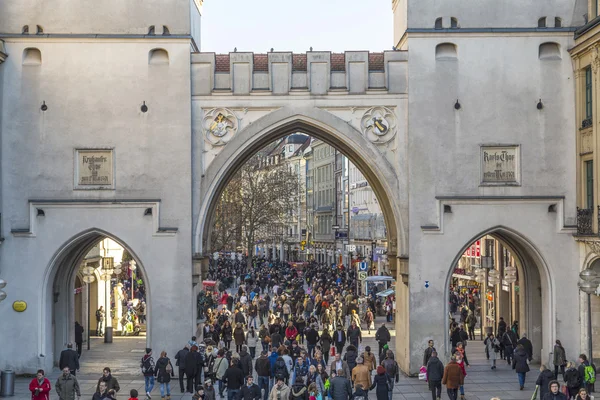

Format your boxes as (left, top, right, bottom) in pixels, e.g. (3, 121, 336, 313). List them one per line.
(6, 320, 544, 400)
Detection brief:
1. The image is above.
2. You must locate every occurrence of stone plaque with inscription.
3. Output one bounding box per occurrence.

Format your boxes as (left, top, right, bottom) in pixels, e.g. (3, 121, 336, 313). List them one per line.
(480, 145, 520, 185)
(75, 149, 114, 189)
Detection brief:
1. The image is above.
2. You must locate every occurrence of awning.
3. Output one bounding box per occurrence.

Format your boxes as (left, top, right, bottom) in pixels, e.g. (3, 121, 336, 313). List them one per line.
(202, 280, 216, 287)
(376, 288, 395, 297)
(365, 275, 394, 282)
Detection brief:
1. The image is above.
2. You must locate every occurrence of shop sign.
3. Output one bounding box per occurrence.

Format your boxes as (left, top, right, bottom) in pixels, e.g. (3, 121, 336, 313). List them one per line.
(480, 145, 520, 185)
(464, 240, 481, 257)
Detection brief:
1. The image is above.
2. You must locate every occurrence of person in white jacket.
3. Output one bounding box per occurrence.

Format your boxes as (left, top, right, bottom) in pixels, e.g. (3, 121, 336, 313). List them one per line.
(246, 326, 259, 358)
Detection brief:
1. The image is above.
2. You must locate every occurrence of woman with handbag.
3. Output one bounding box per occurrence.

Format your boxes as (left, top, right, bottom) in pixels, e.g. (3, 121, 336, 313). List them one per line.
(154, 351, 175, 400)
(484, 333, 501, 370)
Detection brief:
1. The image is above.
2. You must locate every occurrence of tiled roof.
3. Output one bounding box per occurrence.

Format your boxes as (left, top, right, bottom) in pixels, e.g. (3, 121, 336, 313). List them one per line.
(292, 54, 307, 71)
(254, 54, 268, 72)
(215, 54, 230, 72)
(369, 53, 385, 71)
(331, 53, 345, 72)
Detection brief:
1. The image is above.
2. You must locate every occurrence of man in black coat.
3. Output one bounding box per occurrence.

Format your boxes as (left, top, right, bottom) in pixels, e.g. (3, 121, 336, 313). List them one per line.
(305, 325, 320, 358)
(517, 334, 534, 361)
(59, 343, 80, 376)
(426, 351, 444, 400)
(240, 376, 261, 400)
(346, 322, 362, 348)
(74, 322, 84, 357)
(334, 326, 346, 355)
(375, 323, 391, 358)
(174, 345, 189, 393)
(223, 360, 245, 400)
(239, 346, 253, 378)
(254, 351, 271, 400)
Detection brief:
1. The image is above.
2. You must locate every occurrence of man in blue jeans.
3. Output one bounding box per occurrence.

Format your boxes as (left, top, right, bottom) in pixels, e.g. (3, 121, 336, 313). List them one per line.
(141, 348, 155, 399)
(254, 351, 271, 400)
(223, 360, 244, 400)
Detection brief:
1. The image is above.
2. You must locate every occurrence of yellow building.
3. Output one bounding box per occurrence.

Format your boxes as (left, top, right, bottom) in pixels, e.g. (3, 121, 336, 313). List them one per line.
(571, 2, 600, 363)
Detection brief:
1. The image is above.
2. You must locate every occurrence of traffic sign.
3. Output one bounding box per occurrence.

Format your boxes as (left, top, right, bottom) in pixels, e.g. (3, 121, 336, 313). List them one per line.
(425, 280, 430, 288)
(358, 262, 368, 271)
(358, 271, 368, 281)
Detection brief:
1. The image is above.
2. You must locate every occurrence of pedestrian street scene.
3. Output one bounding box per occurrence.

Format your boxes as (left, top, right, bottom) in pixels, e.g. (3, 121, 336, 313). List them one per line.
(3, 0, 600, 399)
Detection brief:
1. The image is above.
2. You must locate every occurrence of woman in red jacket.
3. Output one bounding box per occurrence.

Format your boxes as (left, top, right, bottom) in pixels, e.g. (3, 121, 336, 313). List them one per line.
(29, 370, 51, 400)
(285, 321, 298, 343)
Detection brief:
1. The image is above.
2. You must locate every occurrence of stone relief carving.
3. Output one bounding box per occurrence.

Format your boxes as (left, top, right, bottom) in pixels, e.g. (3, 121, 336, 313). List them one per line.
(203, 108, 239, 146)
(360, 106, 397, 144)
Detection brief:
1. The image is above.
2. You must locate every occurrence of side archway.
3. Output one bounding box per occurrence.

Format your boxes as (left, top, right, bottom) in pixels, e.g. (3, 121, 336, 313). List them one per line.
(444, 226, 553, 363)
(194, 106, 408, 259)
(42, 228, 150, 367)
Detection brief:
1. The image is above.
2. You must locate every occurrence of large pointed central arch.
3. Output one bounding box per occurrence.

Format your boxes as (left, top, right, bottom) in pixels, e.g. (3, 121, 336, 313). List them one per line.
(194, 105, 408, 259)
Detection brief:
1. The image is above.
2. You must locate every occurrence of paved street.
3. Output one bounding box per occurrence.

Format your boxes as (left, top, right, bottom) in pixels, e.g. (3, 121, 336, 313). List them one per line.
(5, 320, 544, 400)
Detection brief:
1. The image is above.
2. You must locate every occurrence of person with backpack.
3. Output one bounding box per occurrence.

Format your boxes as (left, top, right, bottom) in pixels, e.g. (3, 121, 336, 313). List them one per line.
(578, 354, 596, 393)
(141, 348, 156, 400)
(565, 362, 582, 399)
(273, 356, 290, 384)
(351, 383, 368, 400)
(502, 329, 518, 365)
(155, 351, 175, 400)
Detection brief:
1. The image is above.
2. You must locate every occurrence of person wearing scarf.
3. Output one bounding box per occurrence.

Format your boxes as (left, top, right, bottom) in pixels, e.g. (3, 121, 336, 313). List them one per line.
(29, 370, 51, 400)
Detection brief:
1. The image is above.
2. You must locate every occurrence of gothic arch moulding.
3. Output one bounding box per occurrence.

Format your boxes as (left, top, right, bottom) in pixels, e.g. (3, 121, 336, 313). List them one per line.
(194, 105, 408, 258)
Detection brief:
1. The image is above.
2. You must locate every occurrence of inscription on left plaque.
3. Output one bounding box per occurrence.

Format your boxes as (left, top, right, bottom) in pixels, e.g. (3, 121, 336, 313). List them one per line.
(74, 149, 115, 190)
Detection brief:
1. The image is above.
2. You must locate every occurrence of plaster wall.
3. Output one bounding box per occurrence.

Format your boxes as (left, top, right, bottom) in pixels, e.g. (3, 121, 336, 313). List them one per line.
(405, 33, 578, 373)
(0, 0, 193, 35)
(0, 38, 193, 372)
(0, 39, 192, 229)
(406, 0, 586, 29)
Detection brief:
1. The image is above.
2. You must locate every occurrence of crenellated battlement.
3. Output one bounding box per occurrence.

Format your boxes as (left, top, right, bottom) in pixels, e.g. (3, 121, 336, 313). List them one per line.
(191, 50, 408, 96)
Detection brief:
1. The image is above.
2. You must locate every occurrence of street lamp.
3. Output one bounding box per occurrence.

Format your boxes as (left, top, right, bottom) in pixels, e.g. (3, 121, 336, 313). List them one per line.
(129, 260, 137, 300)
(579, 269, 599, 363)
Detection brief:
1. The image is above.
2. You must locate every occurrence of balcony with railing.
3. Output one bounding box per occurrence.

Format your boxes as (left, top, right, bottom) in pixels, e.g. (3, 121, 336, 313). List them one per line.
(576, 206, 600, 236)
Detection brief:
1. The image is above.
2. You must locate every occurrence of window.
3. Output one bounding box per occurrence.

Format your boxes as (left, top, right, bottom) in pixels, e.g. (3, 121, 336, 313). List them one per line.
(586, 160, 594, 209)
(435, 17, 443, 29)
(538, 17, 547, 28)
(554, 17, 562, 27)
(586, 66, 593, 121)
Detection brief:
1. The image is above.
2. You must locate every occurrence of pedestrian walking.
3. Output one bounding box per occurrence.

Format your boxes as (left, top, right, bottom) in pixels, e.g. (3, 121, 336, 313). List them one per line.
(565, 362, 582, 399)
(141, 348, 156, 399)
(543, 380, 568, 400)
(74, 322, 84, 357)
(240, 376, 261, 400)
(513, 344, 530, 390)
(59, 344, 80, 376)
(246, 327, 259, 359)
(55, 367, 81, 400)
(255, 350, 271, 400)
(442, 355, 464, 400)
(155, 351, 175, 400)
(234, 323, 246, 353)
(423, 340, 436, 368)
(381, 350, 399, 400)
(329, 353, 350, 380)
(96, 306, 105, 337)
(96, 367, 120, 393)
(375, 323, 391, 362)
(465, 312, 477, 341)
(329, 370, 352, 400)
(29, 370, 51, 400)
(575, 387, 593, 400)
(350, 357, 371, 392)
(268, 376, 290, 400)
(578, 354, 596, 394)
(370, 366, 392, 400)
(455, 352, 467, 400)
(484, 334, 501, 369)
(535, 365, 555, 400)
(223, 359, 245, 400)
(334, 326, 346, 356)
(553, 341, 567, 378)
(175, 345, 190, 393)
(426, 351, 444, 400)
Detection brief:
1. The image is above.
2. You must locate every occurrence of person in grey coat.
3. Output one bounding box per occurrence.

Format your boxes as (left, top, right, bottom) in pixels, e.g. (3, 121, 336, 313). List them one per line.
(484, 334, 501, 369)
(329, 370, 353, 400)
(426, 352, 444, 400)
(55, 367, 81, 400)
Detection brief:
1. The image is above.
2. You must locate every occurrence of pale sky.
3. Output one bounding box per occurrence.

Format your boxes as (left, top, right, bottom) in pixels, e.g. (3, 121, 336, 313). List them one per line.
(201, 0, 394, 54)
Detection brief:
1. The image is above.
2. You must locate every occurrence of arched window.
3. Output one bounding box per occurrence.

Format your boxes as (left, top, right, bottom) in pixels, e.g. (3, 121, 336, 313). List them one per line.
(162, 26, 170, 36)
(538, 17, 547, 28)
(450, 17, 458, 28)
(36, 25, 43, 34)
(435, 18, 443, 29)
(148, 48, 169, 65)
(555, 17, 562, 28)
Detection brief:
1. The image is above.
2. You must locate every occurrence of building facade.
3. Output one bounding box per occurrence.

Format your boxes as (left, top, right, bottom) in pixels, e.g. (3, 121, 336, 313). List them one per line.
(0, 0, 593, 374)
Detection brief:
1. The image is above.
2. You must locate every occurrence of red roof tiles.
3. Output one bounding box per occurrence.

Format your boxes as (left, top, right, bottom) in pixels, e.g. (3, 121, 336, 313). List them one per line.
(215, 54, 230, 72)
(254, 54, 268, 72)
(369, 53, 385, 71)
(292, 54, 307, 71)
(331, 53, 345, 72)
